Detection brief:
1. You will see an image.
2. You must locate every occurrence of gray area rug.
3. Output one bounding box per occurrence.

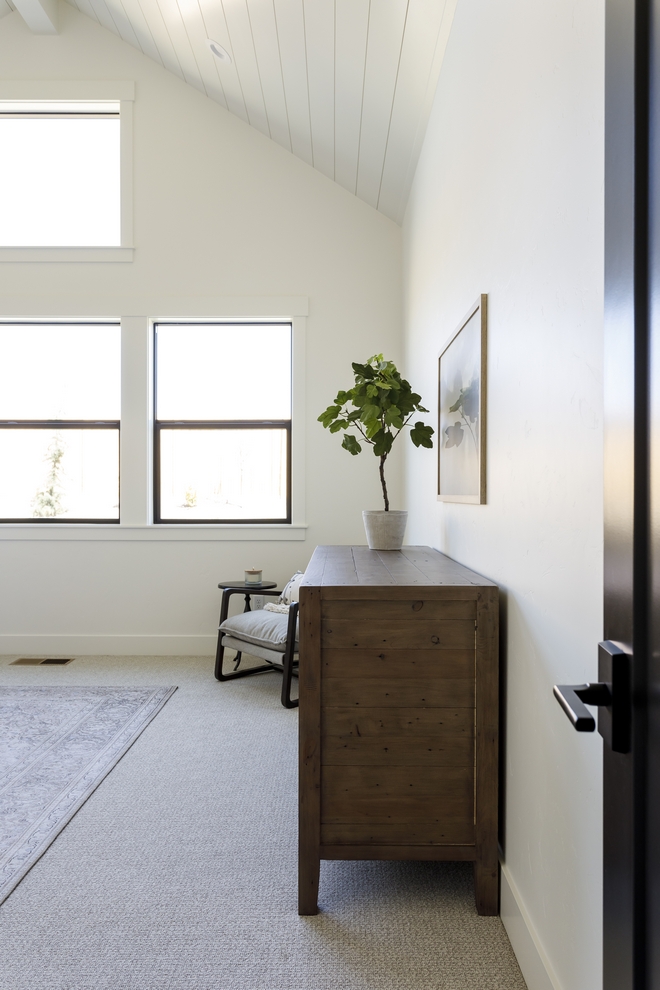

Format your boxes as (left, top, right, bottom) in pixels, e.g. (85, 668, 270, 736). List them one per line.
(0, 685, 176, 904)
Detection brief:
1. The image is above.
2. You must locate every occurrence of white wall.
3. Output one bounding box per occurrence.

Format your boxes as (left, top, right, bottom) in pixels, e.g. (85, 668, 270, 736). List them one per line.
(0, 3, 402, 655)
(402, 2, 604, 990)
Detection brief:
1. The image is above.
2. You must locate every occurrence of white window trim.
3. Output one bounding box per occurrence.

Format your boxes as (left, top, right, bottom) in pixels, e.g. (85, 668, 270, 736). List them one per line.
(0, 297, 308, 541)
(0, 81, 134, 263)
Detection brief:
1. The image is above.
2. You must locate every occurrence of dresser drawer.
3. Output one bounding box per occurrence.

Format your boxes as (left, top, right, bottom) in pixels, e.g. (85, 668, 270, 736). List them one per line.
(322, 734, 474, 766)
(322, 677, 475, 708)
(320, 618, 475, 650)
(322, 648, 474, 679)
(321, 706, 474, 766)
(321, 765, 474, 824)
(320, 821, 476, 846)
(321, 600, 476, 621)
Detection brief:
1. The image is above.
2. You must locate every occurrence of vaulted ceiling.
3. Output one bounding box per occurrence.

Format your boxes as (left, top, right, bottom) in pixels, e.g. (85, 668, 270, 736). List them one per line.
(0, 0, 457, 224)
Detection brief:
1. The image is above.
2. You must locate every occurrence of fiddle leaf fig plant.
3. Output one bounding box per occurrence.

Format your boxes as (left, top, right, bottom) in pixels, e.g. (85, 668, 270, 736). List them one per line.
(318, 354, 434, 511)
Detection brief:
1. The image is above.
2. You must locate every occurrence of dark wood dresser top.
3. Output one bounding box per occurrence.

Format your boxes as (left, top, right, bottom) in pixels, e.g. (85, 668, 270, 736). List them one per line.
(301, 545, 496, 589)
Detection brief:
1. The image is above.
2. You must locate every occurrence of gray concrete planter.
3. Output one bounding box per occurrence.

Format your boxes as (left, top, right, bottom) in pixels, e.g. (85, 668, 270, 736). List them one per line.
(362, 509, 408, 550)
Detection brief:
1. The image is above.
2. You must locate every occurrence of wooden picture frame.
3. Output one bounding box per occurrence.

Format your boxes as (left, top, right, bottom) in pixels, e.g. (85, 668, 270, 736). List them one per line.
(437, 294, 487, 504)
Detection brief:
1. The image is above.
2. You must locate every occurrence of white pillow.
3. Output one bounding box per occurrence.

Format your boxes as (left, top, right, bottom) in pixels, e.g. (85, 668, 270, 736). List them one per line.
(280, 570, 305, 604)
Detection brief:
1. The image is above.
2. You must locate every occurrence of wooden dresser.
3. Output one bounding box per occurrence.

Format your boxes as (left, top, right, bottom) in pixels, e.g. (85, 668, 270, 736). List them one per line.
(298, 545, 499, 916)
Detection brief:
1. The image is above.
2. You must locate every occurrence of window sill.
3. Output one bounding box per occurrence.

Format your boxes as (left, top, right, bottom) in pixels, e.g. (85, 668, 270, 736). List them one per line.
(0, 524, 307, 541)
(0, 247, 134, 263)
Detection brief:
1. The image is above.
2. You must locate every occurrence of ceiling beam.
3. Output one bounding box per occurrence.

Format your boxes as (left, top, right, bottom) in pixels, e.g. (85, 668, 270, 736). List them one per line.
(13, 0, 58, 34)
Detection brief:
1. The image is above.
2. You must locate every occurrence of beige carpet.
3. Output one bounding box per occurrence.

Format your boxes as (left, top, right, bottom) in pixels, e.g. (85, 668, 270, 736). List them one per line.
(0, 655, 527, 990)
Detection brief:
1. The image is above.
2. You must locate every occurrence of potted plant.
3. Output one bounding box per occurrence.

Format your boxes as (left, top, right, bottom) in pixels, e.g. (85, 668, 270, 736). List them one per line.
(318, 354, 434, 549)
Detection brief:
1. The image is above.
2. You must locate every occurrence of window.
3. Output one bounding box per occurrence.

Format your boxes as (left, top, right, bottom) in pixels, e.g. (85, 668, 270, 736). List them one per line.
(0, 102, 121, 247)
(154, 323, 292, 524)
(0, 323, 121, 522)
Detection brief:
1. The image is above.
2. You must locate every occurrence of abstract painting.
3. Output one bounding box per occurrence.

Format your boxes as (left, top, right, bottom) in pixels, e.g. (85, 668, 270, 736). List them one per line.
(438, 295, 487, 503)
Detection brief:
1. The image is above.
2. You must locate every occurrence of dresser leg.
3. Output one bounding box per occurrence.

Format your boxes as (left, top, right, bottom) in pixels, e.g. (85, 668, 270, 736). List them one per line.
(474, 858, 499, 915)
(298, 853, 320, 915)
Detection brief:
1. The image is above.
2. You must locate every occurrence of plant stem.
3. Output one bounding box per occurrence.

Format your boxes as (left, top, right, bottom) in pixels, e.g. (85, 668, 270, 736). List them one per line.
(379, 454, 389, 511)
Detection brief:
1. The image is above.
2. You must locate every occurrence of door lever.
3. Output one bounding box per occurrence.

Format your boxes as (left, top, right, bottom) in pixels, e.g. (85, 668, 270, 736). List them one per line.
(553, 683, 611, 731)
(553, 641, 631, 752)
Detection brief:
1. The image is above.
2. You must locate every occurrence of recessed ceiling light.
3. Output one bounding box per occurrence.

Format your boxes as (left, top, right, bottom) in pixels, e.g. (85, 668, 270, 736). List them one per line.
(207, 39, 232, 63)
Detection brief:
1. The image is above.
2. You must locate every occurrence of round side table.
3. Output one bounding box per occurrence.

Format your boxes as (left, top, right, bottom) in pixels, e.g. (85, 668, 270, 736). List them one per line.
(217, 580, 278, 613)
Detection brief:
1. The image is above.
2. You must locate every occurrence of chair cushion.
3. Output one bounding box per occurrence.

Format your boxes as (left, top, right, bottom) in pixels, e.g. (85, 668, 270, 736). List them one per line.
(219, 609, 298, 653)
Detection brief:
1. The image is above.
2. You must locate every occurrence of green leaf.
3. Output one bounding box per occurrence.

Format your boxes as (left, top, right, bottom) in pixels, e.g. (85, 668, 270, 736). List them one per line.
(318, 405, 341, 427)
(342, 434, 362, 455)
(360, 403, 381, 424)
(410, 421, 434, 449)
(372, 429, 394, 457)
(384, 405, 403, 429)
(329, 419, 348, 433)
(352, 362, 375, 380)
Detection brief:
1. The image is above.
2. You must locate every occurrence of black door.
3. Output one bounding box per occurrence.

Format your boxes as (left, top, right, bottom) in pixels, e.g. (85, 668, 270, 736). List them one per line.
(554, 1, 660, 988)
(648, 0, 660, 984)
(603, 0, 642, 987)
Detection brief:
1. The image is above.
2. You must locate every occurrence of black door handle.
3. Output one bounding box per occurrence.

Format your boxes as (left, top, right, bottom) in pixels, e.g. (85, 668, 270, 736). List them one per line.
(553, 641, 631, 752)
(553, 683, 612, 731)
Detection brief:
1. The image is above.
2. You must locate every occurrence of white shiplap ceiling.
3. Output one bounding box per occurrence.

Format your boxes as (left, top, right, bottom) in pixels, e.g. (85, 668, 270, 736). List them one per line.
(0, 0, 457, 223)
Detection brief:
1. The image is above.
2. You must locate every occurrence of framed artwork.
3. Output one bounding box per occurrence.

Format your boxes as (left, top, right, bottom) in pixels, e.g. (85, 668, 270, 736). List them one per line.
(437, 294, 487, 504)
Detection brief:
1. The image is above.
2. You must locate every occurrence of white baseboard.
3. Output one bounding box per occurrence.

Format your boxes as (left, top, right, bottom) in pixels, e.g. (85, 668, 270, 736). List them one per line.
(500, 861, 562, 990)
(0, 634, 216, 656)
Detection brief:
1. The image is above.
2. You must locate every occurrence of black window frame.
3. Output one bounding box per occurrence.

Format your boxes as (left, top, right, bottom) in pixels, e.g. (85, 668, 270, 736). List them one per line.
(0, 320, 121, 524)
(153, 321, 293, 525)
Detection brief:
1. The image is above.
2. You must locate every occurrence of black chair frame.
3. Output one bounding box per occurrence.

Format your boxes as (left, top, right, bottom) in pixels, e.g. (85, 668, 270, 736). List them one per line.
(214, 588, 299, 708)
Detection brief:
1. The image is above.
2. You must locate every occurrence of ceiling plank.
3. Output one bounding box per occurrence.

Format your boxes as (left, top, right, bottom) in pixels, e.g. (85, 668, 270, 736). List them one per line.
(65, 0, 101, 27)
(117, 0, 163, 64)
(221, 0, 270, 137)
(246, 0, 291, 152)
(356, 0, 409, 209)
(128, 0, 188, 80)
(129, 0, 187, 81)
(393, 0, 457, 223)
(167, 0, 229, 110)
(13, 0, 58, 33)
(151, 0, 206, 94)
(334, 0, 369, 196)
(197, 0, 249, 123)
(106, 0, 164, 66)
(86, 0, 124, 38)
(303, 0, 334, 181)
(377, 0, 451, 222)
(273, 0, 313, 166)
(100, 0, 145, 53)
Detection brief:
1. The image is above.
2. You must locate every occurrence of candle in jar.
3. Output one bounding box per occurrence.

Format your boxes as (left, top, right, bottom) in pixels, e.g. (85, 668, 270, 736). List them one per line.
(245, 568, 262, 585)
